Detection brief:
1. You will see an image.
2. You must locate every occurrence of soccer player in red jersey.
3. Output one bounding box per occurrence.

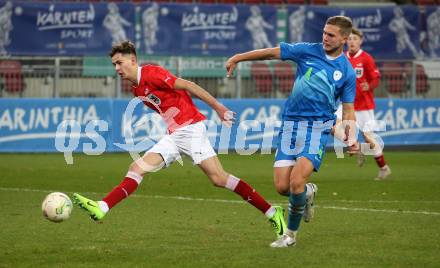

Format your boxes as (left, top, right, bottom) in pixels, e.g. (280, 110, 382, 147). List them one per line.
(336, 28, 391, 180)
(72, 41, 286, 242)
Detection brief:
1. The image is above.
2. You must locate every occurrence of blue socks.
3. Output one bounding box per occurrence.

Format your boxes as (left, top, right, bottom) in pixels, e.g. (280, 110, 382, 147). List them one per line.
(287, 189, 307, 231)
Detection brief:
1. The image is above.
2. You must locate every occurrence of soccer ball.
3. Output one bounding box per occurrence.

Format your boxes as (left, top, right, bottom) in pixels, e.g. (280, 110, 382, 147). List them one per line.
(41, 192, 73, 223)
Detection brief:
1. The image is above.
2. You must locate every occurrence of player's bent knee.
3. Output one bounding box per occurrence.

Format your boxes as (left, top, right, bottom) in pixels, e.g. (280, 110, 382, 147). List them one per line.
(290, 178, 306, 194)
(128, 162, 147, 176)
(274, 180, 290, 196)
(273, 172, 290, 196)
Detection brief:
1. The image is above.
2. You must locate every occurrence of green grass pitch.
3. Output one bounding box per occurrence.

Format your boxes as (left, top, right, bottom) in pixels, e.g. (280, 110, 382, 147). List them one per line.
(0, 151, 439, 268)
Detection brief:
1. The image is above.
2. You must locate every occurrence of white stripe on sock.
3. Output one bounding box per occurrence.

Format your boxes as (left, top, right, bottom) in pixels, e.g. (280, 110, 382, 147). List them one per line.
(265, 206, 276, 218)
(98, 201, 109, 213)
(225, 175, 240, 191)
(121, 187, 128, 197)
(126, 171, 143, 184)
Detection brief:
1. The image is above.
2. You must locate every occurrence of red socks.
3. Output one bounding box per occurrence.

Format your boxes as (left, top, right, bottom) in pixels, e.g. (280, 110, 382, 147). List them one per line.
(102, 172, 142, 209)
(100, 172, 272, 216)
(226, 175, 271, 214)
(374, 154, 387, 168)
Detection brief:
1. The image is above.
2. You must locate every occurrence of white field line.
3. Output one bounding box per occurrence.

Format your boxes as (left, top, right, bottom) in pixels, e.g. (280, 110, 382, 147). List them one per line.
(1, 187, 440, 216)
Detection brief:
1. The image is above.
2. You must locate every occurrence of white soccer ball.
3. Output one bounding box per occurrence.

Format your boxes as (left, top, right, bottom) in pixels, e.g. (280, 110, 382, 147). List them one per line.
(42, 192, 73, 223)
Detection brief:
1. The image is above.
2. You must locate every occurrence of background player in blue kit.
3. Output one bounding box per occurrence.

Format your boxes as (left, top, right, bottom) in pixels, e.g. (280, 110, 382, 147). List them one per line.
(226, 16, 357, 247)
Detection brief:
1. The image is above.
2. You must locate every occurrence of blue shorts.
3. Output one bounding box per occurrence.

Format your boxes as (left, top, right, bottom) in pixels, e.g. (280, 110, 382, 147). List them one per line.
(274, 120, 334, 171)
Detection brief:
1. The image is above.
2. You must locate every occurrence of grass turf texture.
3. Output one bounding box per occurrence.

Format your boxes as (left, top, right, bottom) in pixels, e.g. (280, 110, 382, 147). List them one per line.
(0, 152, 439, 268)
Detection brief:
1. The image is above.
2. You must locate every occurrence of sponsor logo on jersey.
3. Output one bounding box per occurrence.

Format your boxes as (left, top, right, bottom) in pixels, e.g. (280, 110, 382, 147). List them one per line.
(355, 67, 364, 78)
(333, 70, 342, 81)
(147, 93, 161, 105)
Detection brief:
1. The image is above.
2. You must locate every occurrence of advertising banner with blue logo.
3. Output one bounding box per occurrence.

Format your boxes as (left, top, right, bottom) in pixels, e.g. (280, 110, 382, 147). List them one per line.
(287, 5, 423, 60)
(0, 99, 113, 152)
(137, 3, 277, 56)
(2, 1, 135, 56)
(1, 99, 439, 154)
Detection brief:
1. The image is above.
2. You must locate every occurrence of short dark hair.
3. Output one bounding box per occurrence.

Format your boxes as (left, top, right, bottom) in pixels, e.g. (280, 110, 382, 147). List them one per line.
(109, 40, 136, 57)
(325, 16, 353, 37)
(351, 27, 363, 39)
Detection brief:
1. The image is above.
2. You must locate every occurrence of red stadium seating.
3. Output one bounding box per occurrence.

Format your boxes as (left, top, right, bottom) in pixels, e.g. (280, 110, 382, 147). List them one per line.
(285, 0, 306, 4)
(0, 60, 26, 95)
(310, 0, 328, 4)
(217, 0, 240, 3)
(381, 62, 408, 95)
(416, 0, 439, 5)
(415, 64, 430, 95)
(273, 62, 295, 94)
(402, 63, 430, 96)
(250, 62, 273, 96)
(242, 0, 262, 3)
(266, 0, 285, 4)
(175, 0, 195, 3)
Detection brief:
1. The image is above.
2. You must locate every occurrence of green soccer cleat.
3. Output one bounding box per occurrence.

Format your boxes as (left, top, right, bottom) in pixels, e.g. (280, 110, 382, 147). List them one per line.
(72, 193, 105, 222)
(268, 206, 287, 237)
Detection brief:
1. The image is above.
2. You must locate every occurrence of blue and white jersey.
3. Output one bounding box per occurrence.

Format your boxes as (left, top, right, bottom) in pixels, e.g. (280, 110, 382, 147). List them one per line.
(280, 42, 356, 121)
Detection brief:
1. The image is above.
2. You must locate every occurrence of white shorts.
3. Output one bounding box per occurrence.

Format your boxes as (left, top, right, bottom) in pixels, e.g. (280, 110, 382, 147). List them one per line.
(335, 105, 377, 132)
(146, 121, 216, 167)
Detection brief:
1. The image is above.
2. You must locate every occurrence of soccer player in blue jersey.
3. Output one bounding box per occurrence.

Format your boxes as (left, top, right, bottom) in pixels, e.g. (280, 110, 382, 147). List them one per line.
(226, 16, 357, 247)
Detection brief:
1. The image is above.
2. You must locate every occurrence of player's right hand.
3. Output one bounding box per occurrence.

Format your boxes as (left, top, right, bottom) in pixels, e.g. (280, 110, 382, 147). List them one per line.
(215, 103, 236, 127)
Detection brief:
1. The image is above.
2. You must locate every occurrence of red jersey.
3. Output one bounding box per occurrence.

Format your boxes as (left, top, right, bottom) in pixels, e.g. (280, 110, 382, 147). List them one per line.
(131, 65, 206, 133)
(345, 49, 380, 111)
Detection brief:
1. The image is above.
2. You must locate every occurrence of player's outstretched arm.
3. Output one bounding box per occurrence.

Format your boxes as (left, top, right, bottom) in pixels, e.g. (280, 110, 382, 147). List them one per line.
(174, 78, 235, 126)
(225, 47, 281, 77)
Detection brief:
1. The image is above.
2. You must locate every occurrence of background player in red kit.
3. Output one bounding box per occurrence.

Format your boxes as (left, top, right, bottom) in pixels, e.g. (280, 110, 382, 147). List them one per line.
(72, 41, 286, 243)
(336, 28, 391, 180)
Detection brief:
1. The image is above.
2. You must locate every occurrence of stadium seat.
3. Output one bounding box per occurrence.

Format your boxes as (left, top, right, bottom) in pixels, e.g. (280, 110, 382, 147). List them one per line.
(217, 0, 240, 4)
(381, 62, 408, 96)
(285, 0, 305, 4)
(310, 0, 328, 4)
(415, 64, 430, 95)
(416, 0, 438, 5)
(250, 62, 273, 96)
(242, 0, 263, 4)
(266, 0, 285, 4)
(145, 0, 171, 3)
(273, 62, 294, 94)
(0, 60, 26, 95)
(198, 0, 218, 3)
(174, 0, 195, 3)
(402, 63, 430, 96)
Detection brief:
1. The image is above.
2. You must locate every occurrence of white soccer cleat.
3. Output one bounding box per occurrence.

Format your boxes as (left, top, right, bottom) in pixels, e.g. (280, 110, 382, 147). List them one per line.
(303, 183, 318, 223)
(375, 165, 391, 181)
(270, 234, 296, 248)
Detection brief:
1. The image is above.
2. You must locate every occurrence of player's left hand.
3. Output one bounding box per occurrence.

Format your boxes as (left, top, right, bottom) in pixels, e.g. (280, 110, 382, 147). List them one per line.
(360, 82, 369, 91)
